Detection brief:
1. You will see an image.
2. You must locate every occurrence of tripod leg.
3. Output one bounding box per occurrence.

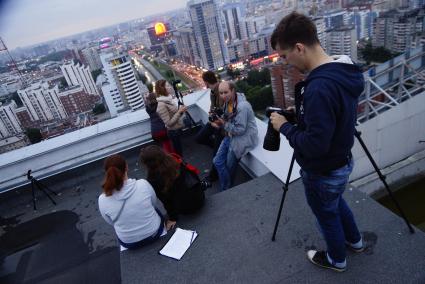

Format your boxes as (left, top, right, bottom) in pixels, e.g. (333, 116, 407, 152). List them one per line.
(37, 180, 58, 196)
(355, 131, 415, 234)
(31, 180, 37, 211)
(34, 179, 57, 206)
(272, 154, 296, 241)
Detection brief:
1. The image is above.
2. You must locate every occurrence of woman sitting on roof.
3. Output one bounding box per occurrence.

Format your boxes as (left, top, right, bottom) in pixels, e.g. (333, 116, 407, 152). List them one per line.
(139, 145, 205, 226)
(145, 92, 174, 154)
(155, 79, 187, 157)
(98, 154, 174, 249)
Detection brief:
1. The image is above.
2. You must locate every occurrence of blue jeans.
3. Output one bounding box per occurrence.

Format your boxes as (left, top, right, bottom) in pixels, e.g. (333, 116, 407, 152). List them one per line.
(118, 209, 164, 249)
(300, 159, 361, 263)
(213, 137, 238, 191)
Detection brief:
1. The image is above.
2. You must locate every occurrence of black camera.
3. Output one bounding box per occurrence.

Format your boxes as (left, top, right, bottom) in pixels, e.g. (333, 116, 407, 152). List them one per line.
(208, 107, 224, 122)
(263, 107, 296, 151)
(171, 79, 182, 93)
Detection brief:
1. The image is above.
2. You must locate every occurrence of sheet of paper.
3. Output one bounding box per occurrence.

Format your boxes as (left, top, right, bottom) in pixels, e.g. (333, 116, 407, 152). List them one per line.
(159, 227, 198, 260)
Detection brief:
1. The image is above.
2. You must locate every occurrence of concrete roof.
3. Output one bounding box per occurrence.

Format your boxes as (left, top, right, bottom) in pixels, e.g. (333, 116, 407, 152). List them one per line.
(121, 173, 425, 283)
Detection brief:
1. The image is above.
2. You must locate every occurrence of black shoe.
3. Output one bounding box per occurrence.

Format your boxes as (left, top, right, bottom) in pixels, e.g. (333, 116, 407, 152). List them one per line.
(307, 250, 346, 272)
(345, 241, 364, 253)
(200, 179, 212, 190)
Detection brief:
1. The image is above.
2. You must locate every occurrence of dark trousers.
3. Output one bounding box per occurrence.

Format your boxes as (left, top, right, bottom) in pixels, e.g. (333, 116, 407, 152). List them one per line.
(168, 129, 183, 157)
(195, 122, 224, 178)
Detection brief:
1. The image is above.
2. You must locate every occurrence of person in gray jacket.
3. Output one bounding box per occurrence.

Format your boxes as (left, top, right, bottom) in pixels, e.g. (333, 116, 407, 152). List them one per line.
(211, 81, 258, 190)
(98, 154, 175, 249)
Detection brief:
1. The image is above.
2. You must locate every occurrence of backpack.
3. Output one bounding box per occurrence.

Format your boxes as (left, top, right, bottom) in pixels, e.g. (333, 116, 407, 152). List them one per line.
(170, 153, 205, 213)
(170, 153, 200, 177)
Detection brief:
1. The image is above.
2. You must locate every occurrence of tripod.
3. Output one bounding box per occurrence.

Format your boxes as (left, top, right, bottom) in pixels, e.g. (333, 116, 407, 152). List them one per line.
(271, 128, 415, 241)
(172, 80, 197, 126)
(27, 170, 57, 211)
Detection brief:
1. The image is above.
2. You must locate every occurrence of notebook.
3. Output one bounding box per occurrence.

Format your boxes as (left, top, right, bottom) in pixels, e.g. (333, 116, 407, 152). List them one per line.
(159, 227, 198, 260)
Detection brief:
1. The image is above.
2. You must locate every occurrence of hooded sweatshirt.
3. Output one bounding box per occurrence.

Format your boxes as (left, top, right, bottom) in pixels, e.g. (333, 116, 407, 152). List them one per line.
(279, 55, 365, 173)
(98, 178, 161, 244)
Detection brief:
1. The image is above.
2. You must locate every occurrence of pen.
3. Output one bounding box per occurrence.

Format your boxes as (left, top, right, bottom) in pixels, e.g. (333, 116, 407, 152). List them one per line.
(190, 231, 195, 245)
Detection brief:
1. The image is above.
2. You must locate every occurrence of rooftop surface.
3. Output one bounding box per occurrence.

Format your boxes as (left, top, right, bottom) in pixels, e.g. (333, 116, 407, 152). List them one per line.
(0, 132, 250, 283)
(1, 115, 425, 283)
(121, 173, 425, 283)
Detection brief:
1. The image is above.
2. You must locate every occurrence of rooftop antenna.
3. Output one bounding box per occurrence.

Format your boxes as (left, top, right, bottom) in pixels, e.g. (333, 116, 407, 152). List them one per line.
(0, 37, 28, 88)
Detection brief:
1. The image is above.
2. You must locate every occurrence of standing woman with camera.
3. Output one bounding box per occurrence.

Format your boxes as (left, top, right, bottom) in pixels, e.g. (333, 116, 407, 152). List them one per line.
(145, 92, 174, 153)
(98, 154, 174, 249)
(155, 79, 187, 157)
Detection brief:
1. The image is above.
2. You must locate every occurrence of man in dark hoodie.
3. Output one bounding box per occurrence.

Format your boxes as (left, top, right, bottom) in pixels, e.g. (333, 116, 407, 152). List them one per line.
(270, 12, 364, 272)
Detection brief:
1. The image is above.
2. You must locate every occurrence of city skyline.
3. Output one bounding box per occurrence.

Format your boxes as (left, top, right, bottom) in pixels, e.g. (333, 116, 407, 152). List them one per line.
(0, 0, 187, 49)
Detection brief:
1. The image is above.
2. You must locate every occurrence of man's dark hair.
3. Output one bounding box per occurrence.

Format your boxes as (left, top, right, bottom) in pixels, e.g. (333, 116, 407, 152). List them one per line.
(202, 70, 218, 84)
(271, 12, 320, 50)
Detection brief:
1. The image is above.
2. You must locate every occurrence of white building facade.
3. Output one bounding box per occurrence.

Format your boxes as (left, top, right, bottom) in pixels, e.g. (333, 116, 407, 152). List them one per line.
(100, 51, 145, 117)
(0, 101, 22, 138)
(60, 61, 99, 96)
(17, 82, 67, 122)
(188, 0, 229, 70)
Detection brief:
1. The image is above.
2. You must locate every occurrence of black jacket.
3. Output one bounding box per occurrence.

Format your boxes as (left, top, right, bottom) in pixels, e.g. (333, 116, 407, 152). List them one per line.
(280, 60, 364, 173)
(148, 164, 204, 221)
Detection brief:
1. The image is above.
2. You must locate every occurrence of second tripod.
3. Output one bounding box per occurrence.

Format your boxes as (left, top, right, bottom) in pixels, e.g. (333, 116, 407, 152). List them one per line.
(271, 129, 415, 241)
(27, 170, 57, 211)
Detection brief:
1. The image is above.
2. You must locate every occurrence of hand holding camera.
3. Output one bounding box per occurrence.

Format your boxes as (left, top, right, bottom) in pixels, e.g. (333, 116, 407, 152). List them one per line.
(263, 107, 297, 151)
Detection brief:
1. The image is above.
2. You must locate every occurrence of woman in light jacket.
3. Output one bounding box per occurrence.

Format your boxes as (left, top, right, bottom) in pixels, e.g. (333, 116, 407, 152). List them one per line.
(98, 154, 174, 249)
(145, 92, 174, 153)
(155, 79, 187, 156)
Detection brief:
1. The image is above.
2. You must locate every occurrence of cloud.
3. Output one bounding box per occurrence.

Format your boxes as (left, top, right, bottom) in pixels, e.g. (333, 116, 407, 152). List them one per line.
(0, 0, 187, 49)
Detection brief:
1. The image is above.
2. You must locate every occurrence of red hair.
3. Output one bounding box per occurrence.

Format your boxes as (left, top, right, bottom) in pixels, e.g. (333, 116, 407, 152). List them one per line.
(102, 154, 127, 196)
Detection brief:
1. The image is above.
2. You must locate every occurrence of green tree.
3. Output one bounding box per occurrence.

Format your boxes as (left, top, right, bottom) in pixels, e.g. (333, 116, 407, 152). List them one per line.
(92, 103, 106, 114)
(235, 80, 251, 94)
(59, 77, 68, 88)
(11, 92, 23, 107)
(26, 128, 43, 144)
(139, 73, 148, 84)
(166, 70, 175, 80)
(227, 68, 235, 79)
(359, 43, 397, 64)
(246, 86, 273, 111)
(246, 68, 271, 86)
(91, 69, 102, 81)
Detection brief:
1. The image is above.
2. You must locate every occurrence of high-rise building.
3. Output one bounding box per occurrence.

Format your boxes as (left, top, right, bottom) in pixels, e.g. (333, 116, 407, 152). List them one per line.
(0, 101, 22, 138)
(326, 25, 358, 61)
(324, 10, 346, 29)
(188, 0, 229, 70)
(81, 47, 103, 71)
(244, 16, 266, 36)
(174, 25, 201, 66)
(222, 3, 247, 43)
(58, 86, 99, 117)
(60, 61, 99, 96)
(373, 8, 425, 53)
(17, 82, 67, 123)
(100, 51, 146, 117)
(312, 17, 327, 49)
(270, 62, 304, 109)
(227, 26, 273, 63)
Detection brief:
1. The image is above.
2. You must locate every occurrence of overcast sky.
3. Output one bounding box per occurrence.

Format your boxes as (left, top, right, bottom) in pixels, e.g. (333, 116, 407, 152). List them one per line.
(0, 0, 187, 49)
